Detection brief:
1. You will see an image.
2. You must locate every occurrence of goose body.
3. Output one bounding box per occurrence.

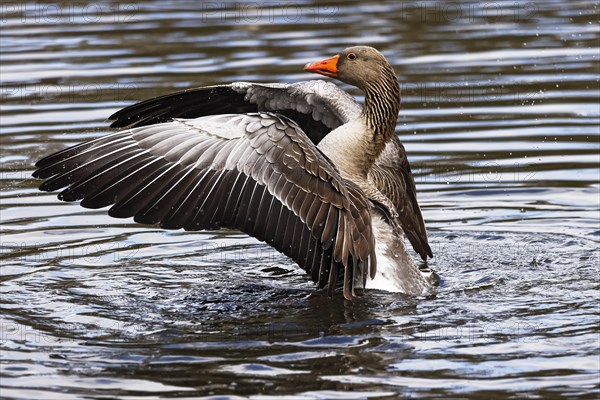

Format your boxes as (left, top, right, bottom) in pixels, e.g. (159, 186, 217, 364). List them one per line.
(33, 46, 434, 299)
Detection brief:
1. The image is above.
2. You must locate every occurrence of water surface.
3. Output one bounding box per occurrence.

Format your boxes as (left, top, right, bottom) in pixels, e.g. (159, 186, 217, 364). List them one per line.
(1, 0, 599, 399)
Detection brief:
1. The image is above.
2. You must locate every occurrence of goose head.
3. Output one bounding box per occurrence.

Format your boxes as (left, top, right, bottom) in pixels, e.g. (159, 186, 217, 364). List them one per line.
(304, 46, 392, 90)
(304, 46, 401, 141)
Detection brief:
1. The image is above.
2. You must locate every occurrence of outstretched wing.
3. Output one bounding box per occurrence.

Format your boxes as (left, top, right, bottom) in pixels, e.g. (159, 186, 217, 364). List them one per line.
(33, 112, 376, 299)
(108, 81, 362, 146)
(370, 137, 432, 260)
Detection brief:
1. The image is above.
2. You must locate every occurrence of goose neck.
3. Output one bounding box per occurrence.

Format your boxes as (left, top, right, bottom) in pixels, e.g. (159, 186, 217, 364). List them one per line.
(360, 66, 401, 147)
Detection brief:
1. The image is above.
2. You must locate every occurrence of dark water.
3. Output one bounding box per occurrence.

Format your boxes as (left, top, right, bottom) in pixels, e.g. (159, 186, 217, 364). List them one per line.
(1, 1, 599, 398)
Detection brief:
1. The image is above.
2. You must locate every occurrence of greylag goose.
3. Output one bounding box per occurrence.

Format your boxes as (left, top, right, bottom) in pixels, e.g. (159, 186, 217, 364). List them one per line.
(33, 46, 434, 299)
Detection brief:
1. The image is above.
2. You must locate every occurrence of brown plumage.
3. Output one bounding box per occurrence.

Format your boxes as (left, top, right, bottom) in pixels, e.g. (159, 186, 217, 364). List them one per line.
(33, 46, 434, 299)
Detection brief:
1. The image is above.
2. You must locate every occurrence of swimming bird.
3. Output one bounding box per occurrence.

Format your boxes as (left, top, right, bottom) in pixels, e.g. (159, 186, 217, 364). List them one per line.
(33, 46, 434, 299)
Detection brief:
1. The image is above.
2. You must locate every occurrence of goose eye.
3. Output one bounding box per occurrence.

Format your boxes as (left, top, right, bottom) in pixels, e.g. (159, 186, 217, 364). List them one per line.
(347, 53, 356, 60)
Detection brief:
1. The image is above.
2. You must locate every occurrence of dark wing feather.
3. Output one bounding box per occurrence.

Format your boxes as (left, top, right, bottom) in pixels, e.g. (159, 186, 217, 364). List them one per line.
(370, 137, 432, 260)
(109, 86, 253, 128)
(34, 112, 375, 299)
(108, 81, 362, 146)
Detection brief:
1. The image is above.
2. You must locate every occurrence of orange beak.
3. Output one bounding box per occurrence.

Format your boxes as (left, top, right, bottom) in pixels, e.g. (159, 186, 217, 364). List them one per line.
(304, 54, 339, 78)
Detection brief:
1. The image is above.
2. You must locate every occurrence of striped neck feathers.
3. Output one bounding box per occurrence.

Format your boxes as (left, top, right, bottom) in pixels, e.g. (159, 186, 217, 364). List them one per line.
(361, 63, 401, 148)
